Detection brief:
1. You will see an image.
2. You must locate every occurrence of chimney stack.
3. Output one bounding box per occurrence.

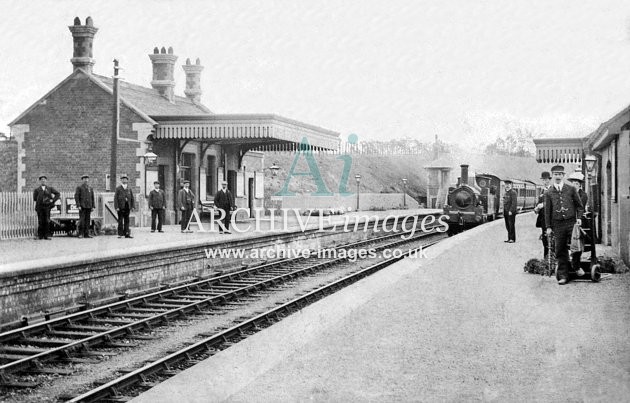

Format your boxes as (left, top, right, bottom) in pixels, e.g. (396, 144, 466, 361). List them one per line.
(68, 16, 98, 73)
(182, 58, 204, 103)
(460, 164, 469, 186)
(149, 46, 177, 102)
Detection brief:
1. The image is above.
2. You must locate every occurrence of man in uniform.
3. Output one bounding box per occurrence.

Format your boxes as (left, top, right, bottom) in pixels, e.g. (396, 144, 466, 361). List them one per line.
(33, 175, 60, 240)
(74, 174, 95, 238)
(178, 180, 195, 233)
(534, 171, 551, 258)
(114, 175, 135, 239)
(148, 181, 166, 233)
(544, 165, 584, 285)
(214, 181, 235, 234)
(567, 171, 588, 274)
(503, 180, 517, 243)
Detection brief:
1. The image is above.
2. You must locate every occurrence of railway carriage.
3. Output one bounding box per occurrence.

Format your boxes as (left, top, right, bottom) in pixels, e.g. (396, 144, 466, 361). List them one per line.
(443, 165, 543, 235)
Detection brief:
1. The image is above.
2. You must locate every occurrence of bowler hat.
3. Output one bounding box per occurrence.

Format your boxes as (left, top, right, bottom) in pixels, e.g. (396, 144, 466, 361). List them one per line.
(540, 171, 551, 180)
(221, 180, 228, 185)
(38, 175, 47, 180)
(550, 165, 565, 173)
(81, 175, 89, 179)
(120, 174, 129, 180)
(504, 179, 513, 184)
(182, 179, 190, 184)
(153, 181, 160, 185)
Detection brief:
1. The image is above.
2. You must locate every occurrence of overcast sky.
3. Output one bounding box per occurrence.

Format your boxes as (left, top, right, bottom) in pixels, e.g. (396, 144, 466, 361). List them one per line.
(1, 0, 629, 147)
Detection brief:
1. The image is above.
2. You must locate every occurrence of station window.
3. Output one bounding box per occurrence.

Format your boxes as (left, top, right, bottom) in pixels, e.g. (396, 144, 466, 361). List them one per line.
(180, 152, 195, 192)
(206, 155, 217, 196)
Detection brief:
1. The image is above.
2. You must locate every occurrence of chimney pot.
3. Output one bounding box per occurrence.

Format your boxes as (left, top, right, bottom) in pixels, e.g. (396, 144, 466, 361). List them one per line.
(149, 47, 177, 102)
(68, 17, 98, 73)
(153, 47, 159, 54)
(168, 46, 173, 54)
(182, 57, 204, 103)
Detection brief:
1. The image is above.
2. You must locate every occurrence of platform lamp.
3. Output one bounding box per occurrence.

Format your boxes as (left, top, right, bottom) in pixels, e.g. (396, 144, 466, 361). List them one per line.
(143, 146, 158, 197)
(268, 161, 280, 177)
(402, 178, 408, 208)
(584, 154, 598, 262)
(355, 174, 362, 211)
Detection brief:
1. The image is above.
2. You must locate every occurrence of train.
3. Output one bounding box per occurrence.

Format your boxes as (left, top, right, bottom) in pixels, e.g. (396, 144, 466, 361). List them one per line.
(443, 164, 543, 235)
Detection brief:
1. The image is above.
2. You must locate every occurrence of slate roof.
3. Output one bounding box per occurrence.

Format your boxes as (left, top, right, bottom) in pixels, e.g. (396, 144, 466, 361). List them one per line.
(94, 74, 211, 116)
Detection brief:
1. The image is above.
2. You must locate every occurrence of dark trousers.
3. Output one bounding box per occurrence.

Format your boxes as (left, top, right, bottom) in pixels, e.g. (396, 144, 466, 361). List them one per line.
(36, 208, 50, 239)
(117, 208, 131, 236)
(217, 208, 232, 232)
(181, 208, 193, 231)
(151, 208, 164, 231)
(79, 208, 92, 237)
(553, 219, 575, 280)
(540, 227, 549, 258)
(504, 213, 516, 241)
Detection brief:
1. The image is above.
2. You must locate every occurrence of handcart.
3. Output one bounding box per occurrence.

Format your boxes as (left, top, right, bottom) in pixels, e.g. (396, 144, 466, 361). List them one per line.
(545, 212, 601, 282)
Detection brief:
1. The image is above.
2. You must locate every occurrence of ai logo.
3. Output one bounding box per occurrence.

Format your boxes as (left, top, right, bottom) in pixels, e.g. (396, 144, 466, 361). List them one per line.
(276, 134, 358, 197)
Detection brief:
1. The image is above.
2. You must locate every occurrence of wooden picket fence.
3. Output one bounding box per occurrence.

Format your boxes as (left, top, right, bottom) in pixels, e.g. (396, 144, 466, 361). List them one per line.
(0, 192, 74, 240)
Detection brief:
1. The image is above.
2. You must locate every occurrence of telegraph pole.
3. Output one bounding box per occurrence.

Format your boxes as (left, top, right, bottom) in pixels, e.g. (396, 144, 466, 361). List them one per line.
(110, 59, 120, 192)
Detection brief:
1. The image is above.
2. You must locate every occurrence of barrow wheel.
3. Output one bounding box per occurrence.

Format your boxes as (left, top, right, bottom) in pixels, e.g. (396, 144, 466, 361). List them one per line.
(591, 264, 601, 282)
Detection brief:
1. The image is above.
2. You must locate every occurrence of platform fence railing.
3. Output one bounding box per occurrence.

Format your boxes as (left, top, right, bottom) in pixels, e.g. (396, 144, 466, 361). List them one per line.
(0, 191, 75, 240)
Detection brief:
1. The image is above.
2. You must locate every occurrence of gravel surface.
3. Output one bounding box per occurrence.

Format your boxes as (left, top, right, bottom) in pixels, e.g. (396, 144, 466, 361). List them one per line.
(133, 214, 629, 402)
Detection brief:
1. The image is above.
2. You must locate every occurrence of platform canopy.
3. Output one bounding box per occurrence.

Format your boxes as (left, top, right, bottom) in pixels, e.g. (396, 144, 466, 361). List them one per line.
(152, 114, 340, 151)
(532, 137, 585, 164)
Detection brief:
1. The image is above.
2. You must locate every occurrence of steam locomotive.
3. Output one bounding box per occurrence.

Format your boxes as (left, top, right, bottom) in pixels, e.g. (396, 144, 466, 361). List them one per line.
(443, 164, 543, 235)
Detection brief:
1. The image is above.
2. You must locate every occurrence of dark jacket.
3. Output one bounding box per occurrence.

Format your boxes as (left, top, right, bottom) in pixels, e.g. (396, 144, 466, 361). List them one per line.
(535, 187, 549, 228)
(114, 185, 135, 210)
(214, 188, 235, 211)
(578, 189, 588, 210)
(178, 188, 196, 210)
(33, 185, 60, 210)
(503, 188, 518, 214)
(74, 183, 95, 209)
(544, 183, 584, 229)
(148, 189, 166, 209)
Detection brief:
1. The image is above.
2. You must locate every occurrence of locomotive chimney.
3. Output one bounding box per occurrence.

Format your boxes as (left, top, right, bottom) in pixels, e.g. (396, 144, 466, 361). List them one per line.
(460, 164, 469, 186)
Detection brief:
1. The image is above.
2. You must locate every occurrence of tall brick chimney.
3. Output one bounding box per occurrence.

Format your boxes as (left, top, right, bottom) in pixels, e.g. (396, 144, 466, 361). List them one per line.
(182, 58, 204, 103)
(149, 46, 177, 102)
(68, 16, 98, 73)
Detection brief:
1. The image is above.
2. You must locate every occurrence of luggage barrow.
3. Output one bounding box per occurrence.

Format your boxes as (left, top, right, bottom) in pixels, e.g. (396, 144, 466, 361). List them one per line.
(568, 212, 601, 282)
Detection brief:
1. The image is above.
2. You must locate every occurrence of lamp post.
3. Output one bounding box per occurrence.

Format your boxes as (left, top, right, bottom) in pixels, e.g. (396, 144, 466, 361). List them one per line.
(355, 174, 361, 211)
(584, 154, 597, 262)
(143, 147, 158, 196)
(402, 178, 408, 208)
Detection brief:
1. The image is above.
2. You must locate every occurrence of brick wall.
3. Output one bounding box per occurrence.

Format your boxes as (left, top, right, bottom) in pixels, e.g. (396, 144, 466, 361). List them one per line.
(14, 71, 145, 194)
(0, 140, 17, 191)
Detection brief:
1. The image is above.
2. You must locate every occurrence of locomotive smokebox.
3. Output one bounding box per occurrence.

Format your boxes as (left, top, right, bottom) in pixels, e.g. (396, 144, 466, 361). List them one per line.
(460, 164, 469, 186)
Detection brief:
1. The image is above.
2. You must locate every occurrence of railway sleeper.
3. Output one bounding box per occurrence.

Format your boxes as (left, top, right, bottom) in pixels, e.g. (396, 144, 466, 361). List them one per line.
(87, 318, 136, 325)
(17, 337, 69, 347)
(143, 303, 186, 309)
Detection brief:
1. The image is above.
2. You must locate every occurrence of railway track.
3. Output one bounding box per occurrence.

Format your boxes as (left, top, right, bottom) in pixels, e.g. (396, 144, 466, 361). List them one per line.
(0, 228, 444, 401)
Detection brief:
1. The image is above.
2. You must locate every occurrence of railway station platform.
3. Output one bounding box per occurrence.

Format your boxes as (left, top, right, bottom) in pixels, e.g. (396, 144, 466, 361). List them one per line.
(132, 213, 630, 402)
(0, 208, 440, 325)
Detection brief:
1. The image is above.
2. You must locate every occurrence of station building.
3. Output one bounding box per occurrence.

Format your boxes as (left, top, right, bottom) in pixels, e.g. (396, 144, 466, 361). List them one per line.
(9, 17, 339, 225)
(533, 106, 630, 267)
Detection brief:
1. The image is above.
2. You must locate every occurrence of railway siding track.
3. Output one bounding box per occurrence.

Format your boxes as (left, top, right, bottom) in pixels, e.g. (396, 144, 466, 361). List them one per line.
(0, 227, 443, 392)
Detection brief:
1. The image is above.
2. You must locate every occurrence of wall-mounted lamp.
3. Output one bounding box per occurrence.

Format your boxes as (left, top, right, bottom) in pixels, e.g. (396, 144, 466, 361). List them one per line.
(268, 161, 280, 177)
